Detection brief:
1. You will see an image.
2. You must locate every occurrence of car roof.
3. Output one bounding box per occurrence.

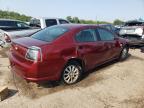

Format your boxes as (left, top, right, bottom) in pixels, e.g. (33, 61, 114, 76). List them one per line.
(0, 18, 24, 22)
(98, 24, 113, 26)
(126, 20, 144, 23)
(31, 17, 68, 21)
(54, 24, 99, 30)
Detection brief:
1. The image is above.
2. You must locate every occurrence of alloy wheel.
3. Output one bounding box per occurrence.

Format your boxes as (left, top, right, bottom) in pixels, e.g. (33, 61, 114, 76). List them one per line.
(63, 65, 80, 84)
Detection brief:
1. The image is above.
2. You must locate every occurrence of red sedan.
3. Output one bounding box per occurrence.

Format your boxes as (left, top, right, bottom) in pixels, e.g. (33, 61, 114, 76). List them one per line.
(8, 24, 129, 85)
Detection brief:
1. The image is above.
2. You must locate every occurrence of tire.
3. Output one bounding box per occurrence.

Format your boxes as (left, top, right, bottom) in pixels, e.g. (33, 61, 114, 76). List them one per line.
(119, 46, 129, 61)
(61, 61, 82, 85)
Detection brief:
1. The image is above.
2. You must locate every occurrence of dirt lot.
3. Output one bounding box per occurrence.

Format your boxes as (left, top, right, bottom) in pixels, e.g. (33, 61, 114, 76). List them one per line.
(0, 48, 144, 108)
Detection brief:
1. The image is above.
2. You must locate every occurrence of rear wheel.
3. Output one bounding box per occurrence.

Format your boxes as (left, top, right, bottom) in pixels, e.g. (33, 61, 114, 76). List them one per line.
(119, 46, 129, 61)
(61, 62, 82, 85)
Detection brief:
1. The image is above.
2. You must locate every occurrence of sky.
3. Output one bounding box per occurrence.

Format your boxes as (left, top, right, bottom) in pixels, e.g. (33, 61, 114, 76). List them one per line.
(0, 0, 144, 22)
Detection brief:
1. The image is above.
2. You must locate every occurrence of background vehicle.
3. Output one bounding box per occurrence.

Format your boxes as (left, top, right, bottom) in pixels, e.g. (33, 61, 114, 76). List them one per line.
(29, 17, 70, 29)
(119, 20, 144, 47)
(8, 24, 129, 85)
(0, 18, 70, 47)
(99, 24, 120, 35)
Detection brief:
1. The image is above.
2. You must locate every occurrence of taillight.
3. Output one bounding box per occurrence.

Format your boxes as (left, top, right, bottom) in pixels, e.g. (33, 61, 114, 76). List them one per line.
(25, 46, 42, 62)
(4, 33, 11, 43)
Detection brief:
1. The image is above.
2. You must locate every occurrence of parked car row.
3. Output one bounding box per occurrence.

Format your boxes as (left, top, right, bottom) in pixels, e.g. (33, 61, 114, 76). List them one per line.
(0, 18, 133, 85)
(0, 18, 70, 47)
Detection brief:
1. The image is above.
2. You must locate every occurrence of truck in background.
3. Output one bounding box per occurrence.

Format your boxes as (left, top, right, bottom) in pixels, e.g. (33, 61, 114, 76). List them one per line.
(0, 18, 70, 47)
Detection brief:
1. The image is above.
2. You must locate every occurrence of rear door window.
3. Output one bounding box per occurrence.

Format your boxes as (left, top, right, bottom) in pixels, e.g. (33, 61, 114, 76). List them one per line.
(45, 19, 57, 27)
(97, 28, 114, 41)
(75, 29, 97, 42)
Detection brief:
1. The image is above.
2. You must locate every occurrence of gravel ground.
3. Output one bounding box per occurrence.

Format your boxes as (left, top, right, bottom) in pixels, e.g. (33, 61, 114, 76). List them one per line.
(0, 48, 144, 108)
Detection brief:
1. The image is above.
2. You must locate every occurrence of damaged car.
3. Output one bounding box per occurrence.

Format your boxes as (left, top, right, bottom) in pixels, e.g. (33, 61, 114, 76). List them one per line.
(8, 24, 129, 85)
(119, 20, 144, 47)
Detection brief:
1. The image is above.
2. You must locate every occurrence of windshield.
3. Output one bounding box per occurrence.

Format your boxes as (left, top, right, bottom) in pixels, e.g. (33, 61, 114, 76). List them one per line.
(31, 26, 69, 42)
(125, 22, 144, 26)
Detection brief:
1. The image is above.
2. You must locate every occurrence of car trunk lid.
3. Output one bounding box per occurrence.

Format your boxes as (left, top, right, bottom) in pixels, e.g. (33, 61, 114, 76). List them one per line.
(11, 37, 50, 60)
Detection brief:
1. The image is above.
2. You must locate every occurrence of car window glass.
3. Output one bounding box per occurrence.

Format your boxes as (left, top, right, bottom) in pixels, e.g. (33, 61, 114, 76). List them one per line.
(16, 22, 30, 28)
(76, 29, 97, 42)
(45, 19, 57, 27)
(104, 25, 111, 31)
(31, 26, 69, 42)
(0, 21, 17, 27)
(59, 20, 69, 24)
(125, 22, 144, 26)
(97, 28, 114, 41)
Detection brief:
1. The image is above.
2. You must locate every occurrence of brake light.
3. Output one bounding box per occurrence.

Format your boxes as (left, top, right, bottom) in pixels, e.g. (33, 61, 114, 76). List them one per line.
(25, 46, 42, 62)
(4, 33, 11, 43)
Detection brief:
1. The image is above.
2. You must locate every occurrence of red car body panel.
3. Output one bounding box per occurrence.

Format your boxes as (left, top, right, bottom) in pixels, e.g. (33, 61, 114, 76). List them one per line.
(8, 24, 128, 82)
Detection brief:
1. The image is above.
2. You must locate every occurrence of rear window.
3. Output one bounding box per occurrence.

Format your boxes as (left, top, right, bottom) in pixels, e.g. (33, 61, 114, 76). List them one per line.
(125, 22, 144, 26)
(0, 20, 17, 27)
(45, 19, 57, 27)
(31, 26, 69, 42)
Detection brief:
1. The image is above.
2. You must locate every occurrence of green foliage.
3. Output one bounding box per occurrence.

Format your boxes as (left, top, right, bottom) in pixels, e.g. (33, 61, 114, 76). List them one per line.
(0, 10, 125, 25)
(66, 16, 111, 24)
(113, 19, 124, 25)
(0, 10, 31, 22)
(66, 16, 73, 23)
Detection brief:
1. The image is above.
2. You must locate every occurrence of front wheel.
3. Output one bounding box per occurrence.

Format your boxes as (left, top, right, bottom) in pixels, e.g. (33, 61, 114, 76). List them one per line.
(119, 46, 129, 61)
(61, 62, 82, 85)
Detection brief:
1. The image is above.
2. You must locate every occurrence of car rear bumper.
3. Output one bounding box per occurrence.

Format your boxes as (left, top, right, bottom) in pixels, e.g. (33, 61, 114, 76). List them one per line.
(120, 35, 144, 47)
(8, 52, 60, 82)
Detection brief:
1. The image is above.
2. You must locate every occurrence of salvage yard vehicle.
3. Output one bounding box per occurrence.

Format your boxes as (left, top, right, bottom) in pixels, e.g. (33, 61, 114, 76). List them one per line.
(29, 17, 70, 29)
(119, 20, 144, 47)
(8, 24, 129, 85)
(0, 19, 40, 47)
(99, 24, 120, 35)
(0, 18, 70, 47)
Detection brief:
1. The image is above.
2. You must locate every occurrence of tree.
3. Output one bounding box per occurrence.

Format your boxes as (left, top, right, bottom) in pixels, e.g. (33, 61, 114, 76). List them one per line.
(73, 17, 80, 23)
(66, 16, 73, 23)
(113, 19, 124, 25)
(0, 10, 31, 22)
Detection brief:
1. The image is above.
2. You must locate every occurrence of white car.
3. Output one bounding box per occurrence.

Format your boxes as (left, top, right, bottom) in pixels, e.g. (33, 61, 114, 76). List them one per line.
(29, 17, 70, 29)
(119, 20, 144, 39)
(119, 20, 144, 47)
(0, 18, 70, 47)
